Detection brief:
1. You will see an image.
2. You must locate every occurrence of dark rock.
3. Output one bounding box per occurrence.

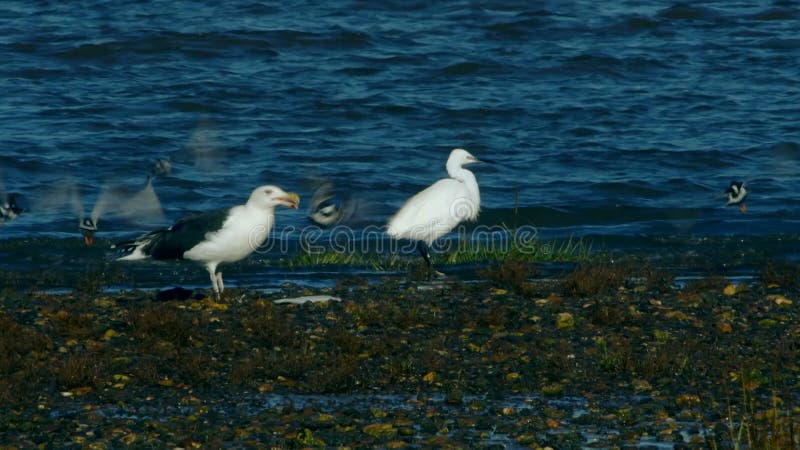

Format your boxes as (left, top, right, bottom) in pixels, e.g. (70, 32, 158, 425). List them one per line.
(155, 286, 194, 301)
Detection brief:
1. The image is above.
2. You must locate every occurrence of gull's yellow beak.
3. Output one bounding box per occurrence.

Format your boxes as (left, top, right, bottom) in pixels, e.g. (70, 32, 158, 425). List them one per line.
(739, 203, 747, 213)
(84, 233, 94, 246)
(277, 192, 300, 209)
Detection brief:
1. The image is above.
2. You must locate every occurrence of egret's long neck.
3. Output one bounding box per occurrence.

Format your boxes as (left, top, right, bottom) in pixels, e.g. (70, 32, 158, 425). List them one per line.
(447, 163, 481, 207)
(447, 160, 471, 182)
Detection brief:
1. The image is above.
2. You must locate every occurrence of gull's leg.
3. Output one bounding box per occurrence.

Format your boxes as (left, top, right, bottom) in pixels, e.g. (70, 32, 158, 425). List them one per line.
(207, 264, 220, 300)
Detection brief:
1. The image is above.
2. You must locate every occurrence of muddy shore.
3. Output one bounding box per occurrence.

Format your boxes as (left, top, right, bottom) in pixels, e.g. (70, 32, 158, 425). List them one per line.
(1, 260, 799, 449)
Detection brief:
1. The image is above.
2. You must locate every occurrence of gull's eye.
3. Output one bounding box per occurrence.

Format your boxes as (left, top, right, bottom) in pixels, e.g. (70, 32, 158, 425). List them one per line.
(264, 189, 273, 195)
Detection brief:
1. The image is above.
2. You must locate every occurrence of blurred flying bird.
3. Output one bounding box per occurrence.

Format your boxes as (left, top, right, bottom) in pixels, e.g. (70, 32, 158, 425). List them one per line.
(39, 158, 168, 245)
(724, 180, 748, 213)
(0, 192, 23, 225)
(68, 182, 110, 246)
(151, 158, 172, 178)
(0, 173, 24, 225)
(307, 180, 362, 227)
(172, 118, 226, 173)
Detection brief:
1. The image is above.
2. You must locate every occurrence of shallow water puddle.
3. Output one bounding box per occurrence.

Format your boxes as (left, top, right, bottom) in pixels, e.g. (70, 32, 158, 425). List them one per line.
(47, 391, 713, 448)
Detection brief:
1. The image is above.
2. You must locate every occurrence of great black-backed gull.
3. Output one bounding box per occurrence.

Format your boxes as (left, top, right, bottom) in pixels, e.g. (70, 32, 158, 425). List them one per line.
(724, 180, 747, 213)
(386, 148, 491, 270)
(113, 185, 299, 298)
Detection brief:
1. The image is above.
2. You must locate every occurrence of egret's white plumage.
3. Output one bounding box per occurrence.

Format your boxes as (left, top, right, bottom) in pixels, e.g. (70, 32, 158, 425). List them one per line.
(114, 185, 299, 298)
(387, 148, 486, 267)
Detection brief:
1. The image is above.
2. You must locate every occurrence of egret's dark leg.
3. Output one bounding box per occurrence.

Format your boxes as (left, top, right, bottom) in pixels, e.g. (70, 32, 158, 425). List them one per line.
(416, 241, 431, 268)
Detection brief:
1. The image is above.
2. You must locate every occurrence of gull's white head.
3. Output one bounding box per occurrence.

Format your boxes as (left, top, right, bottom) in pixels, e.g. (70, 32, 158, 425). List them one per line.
(248, 185, 300, 210)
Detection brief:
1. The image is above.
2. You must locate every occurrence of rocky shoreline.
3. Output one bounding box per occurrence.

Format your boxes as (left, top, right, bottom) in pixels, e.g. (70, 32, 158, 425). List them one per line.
(1, 260, 799, 448)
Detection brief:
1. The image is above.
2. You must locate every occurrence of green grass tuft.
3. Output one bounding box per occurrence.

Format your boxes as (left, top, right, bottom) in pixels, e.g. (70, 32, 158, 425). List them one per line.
(278, 226, 593, 269)
(444, 232, 592, 265)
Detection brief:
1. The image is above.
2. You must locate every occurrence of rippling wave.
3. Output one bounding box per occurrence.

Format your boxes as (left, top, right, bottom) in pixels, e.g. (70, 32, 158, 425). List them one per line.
(1, 0, 799, 268)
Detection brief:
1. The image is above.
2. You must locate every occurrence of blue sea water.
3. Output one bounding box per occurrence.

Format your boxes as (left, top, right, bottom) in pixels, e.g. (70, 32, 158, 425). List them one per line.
(1, 1, 800, 278)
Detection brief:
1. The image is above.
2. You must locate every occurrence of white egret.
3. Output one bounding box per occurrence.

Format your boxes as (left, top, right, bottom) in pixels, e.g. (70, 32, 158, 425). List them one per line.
(114, 185, 299, 298)
(387, 148, 490, 269)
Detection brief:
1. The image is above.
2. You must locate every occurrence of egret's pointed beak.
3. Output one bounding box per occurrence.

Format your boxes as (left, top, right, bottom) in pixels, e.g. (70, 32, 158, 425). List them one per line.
(739, 203, 747, 213)
(468, 156, 495, 165)
(277, 192, 300, 209)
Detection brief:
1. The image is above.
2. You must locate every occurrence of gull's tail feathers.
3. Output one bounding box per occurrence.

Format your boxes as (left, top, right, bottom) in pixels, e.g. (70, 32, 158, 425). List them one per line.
(112, 230, 167, 261)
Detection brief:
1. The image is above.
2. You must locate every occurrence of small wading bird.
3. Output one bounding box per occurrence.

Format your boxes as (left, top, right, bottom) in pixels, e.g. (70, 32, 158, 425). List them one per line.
(113, 185, 299, 299)
(387, 148, 491, 272)
(724, 180, 747, 213)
